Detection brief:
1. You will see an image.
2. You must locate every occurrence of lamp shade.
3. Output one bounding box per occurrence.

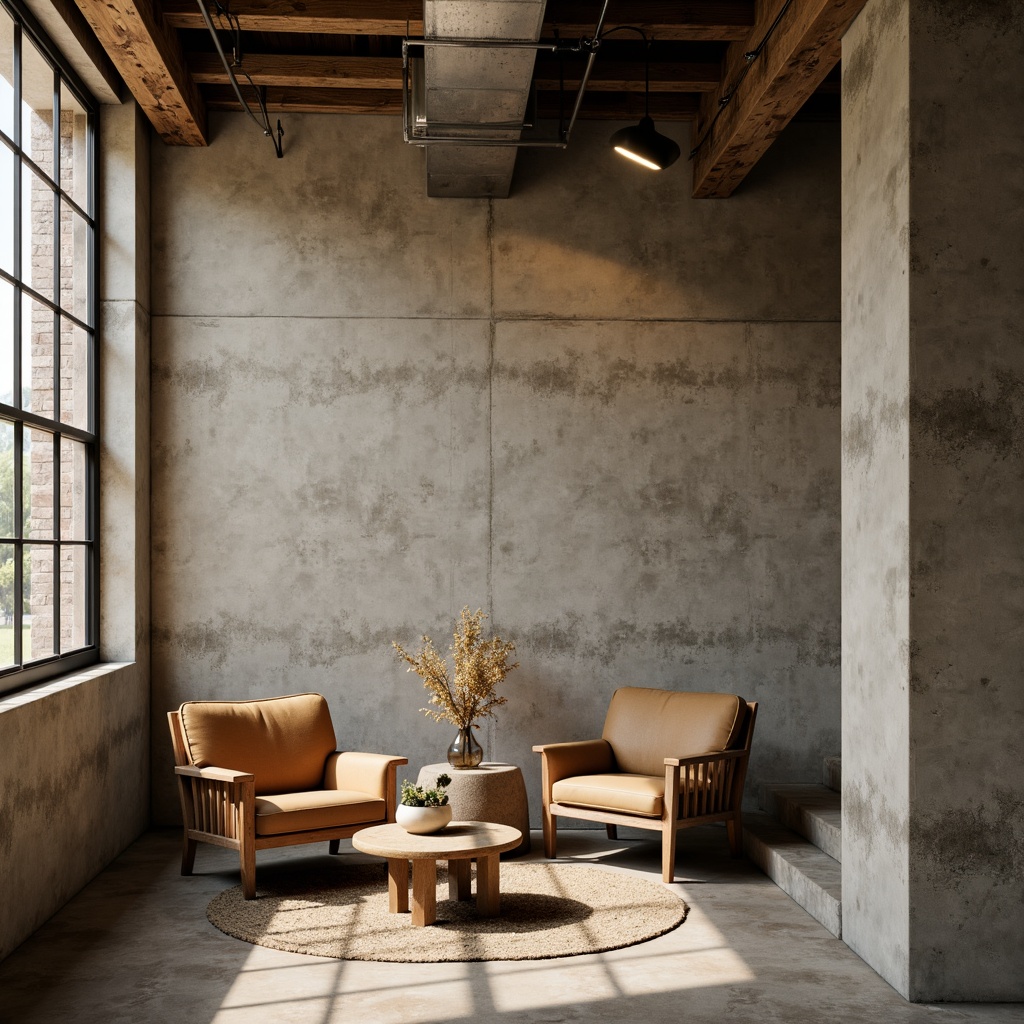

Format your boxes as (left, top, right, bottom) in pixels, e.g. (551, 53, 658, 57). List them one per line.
(609, 116, 681, 171)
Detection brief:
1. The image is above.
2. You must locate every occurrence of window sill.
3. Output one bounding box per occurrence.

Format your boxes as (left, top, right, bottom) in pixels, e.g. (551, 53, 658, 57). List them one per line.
(0, 661, 136, 714)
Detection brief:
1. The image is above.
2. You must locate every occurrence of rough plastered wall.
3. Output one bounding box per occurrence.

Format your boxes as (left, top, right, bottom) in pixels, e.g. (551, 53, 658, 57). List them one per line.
(150, 113, 840, 826)
(843, 0, 1024, 1001)
(0, 101, 150, 962)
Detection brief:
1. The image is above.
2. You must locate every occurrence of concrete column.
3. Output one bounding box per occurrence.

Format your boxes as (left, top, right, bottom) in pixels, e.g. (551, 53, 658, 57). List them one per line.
(99, 100, 150, 666)
(842, 0, 1024, 1001)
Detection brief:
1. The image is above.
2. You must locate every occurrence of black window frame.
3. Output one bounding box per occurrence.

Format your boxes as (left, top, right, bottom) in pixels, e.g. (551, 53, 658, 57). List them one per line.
(0, 0, 99, 694)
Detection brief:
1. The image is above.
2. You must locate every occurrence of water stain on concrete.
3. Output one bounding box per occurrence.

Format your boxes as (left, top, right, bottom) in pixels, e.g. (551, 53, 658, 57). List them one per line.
(912, 380, 1022, 461)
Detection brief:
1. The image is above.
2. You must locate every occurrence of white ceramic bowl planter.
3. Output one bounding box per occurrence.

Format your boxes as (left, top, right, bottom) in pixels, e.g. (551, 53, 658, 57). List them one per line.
(396, 804, 453, 835)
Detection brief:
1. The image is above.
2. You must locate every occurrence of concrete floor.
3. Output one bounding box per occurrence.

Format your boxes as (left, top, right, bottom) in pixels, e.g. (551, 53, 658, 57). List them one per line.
(1, 827, 1021, 1024)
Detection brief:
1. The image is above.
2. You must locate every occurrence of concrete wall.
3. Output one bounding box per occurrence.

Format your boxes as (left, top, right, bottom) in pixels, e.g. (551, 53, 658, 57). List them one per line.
(0, 101, 150, 963)
(840, 0, 912, 994)
(843, 0, 1024, 1001)
(150, 113, 841, 826)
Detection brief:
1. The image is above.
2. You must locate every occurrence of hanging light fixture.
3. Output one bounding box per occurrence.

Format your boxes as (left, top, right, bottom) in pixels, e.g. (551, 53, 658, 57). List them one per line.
(608, 34, 680, 171)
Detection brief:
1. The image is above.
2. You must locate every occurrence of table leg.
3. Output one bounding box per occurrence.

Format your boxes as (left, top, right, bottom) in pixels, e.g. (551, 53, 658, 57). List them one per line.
(448, 858, 472, 901)
(476, 854, 500, 917)
(411, 859, 437, 926)
(388, 858, 409, 914)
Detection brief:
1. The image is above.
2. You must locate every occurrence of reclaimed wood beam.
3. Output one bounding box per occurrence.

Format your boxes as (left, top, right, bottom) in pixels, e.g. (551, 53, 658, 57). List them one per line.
(203, 85, 403, 113)
(535, 58, 720, 92)
(190, 53, 720, 94)
(189, 53, 404, 89)
(201, 85, 701, 120)
(545, 1, 754, 42)
(163, 0, 424, 35)
(164, 0, 752, 41)
(690, 0, 866, 197)
(72, 0, 206, 144)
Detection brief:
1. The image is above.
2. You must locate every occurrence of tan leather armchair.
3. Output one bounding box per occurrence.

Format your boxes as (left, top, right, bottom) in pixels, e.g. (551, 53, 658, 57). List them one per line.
(168, 692, 407, 899)
(533, 687, 757, 882)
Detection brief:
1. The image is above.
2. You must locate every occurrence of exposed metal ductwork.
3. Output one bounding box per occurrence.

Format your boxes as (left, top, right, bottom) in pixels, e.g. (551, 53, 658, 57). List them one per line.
(420, 0, 548, 198)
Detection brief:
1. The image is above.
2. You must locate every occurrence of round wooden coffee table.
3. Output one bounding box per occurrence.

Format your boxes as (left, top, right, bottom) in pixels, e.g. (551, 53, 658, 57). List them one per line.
(352, 821, 522, 927)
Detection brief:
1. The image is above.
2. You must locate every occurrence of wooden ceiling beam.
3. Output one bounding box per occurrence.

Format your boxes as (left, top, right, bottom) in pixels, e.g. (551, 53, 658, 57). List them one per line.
(71, 0, 206, 145)
(189, 53, 404, 89)
(188, 53, 721, 94)
(546, 1, 754, 42)
(203, 85, 403, 113)
(690, 0, 866, 197)
(162, 0, 424, 35)
(536, 59, 720, 93)
(163, 0, 752, 41)
(200, 84, 701, 120)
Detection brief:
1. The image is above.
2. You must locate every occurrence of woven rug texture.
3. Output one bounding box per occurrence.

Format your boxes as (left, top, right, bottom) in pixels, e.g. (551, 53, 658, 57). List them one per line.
(207, 861, 687, 962)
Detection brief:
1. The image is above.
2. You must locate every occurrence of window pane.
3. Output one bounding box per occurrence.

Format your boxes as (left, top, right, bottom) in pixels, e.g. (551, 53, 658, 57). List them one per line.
(59, 319, 90, 429)
(59, 542, 86, 652)
(25, 427, 53, 539)
(0, 420, 13, 537)
(22, 294, 54, 414)
(0, 8, 12, 140)
(22, 162, 54, 302)
(60, 437, 87, 539)
(0, 278, 12, 403)
(58, 203, 88, 321)
(25, 542, 55, 661)
(0, 542, 15, 667)
(59, 82, 88, 211)
(21, 35, 54, 170)
(0, 146, 13, 276)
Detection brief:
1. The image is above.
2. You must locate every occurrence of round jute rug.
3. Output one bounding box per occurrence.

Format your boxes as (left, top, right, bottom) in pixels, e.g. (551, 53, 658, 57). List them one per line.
(207, 862, 687, 962)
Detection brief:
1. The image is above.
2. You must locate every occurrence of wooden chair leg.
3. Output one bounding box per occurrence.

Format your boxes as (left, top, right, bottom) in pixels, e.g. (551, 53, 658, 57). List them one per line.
(181, 835, 197, 876)
(662, 826, 677, 883)
(240, 778, 257, 899)
(727, 813, 743, 856)
(328, 839, 341, 855)
(542, 806, 557, 858)
(241, 842, 257, 900)
(606, 824, 618, 840)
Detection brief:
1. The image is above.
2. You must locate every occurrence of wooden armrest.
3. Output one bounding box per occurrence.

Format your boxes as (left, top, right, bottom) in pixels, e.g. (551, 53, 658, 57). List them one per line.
(174, 765, 254, 784)
(664, 749, 747, 768)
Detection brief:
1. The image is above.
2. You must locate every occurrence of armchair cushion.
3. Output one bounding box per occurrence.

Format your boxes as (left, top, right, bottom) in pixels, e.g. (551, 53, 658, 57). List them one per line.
(179, 692, 336, 796)
(552, 773, 665, 818)
(602, 687, 744, 776)
(324, 751, 404, 797)
(254, 790, 386, 836)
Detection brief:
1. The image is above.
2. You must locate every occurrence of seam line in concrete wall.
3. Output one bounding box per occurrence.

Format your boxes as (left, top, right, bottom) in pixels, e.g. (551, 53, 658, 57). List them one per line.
(150, 314, 842, 325)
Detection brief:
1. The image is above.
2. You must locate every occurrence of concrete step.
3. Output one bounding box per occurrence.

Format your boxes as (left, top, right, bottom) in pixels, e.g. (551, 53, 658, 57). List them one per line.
(743, 811, 842, 938)
(822, 755, 841, 792)
(760, 783, 842, 862)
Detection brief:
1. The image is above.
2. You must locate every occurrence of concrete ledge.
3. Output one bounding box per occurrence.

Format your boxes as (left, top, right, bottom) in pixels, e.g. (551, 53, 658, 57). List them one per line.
(0, 661, 135, 713)
(761, 783, 842, 862)
(743, 811, 842, 938)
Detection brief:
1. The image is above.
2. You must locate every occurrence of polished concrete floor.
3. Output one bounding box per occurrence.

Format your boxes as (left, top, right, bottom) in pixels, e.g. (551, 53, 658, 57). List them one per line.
(1, 827, 1021, 1024)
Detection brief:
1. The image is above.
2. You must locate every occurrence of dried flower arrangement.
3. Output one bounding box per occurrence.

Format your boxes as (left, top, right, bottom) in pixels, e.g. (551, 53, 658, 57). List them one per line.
(393, 607, 518, 731)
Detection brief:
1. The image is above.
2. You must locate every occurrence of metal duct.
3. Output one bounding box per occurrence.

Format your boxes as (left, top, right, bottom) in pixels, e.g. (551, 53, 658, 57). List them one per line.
(422, 0, 548, 198)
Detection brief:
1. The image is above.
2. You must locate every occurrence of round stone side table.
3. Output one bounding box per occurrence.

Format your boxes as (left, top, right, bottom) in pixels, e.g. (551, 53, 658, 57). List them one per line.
(416, 762, 531, 857)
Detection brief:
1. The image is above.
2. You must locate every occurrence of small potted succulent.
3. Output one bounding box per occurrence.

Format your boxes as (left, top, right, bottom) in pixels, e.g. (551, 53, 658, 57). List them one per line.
(396, 774, 453, 834)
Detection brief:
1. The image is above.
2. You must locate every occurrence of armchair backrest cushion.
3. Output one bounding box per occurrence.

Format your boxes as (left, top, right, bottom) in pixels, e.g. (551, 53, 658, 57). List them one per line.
(179, 693, 337, 795)
(602, 687, 745, 776)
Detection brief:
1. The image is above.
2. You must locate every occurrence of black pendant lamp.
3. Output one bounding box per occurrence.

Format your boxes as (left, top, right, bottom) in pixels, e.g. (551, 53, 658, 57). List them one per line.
(609, 37, 680, 171)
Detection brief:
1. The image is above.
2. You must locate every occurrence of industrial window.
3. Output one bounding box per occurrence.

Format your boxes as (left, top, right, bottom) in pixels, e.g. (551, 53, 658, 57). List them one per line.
(0, 0, 98, 693)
